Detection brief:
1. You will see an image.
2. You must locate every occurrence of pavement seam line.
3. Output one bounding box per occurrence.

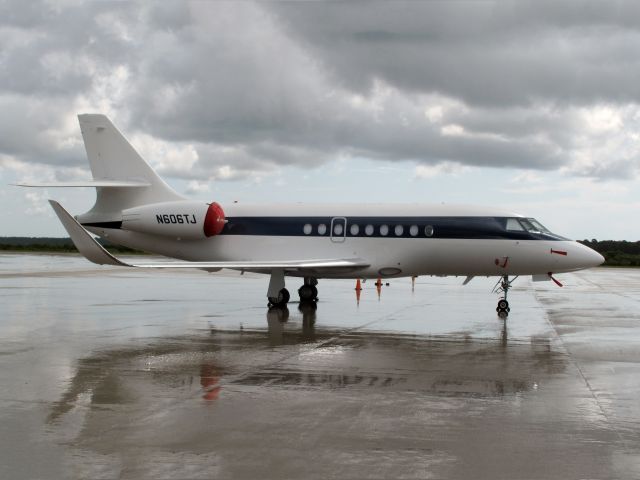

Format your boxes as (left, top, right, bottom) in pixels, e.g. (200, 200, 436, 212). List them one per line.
(532, 279, 631, 453)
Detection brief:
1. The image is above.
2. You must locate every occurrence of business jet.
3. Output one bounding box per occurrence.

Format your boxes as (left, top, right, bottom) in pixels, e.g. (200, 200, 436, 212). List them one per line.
(17, 114, 604, 315)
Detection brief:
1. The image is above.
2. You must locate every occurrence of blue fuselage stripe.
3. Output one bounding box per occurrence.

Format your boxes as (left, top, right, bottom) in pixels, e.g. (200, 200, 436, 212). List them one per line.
(220, 217, 566, 241)
(83, 216, 567, 241)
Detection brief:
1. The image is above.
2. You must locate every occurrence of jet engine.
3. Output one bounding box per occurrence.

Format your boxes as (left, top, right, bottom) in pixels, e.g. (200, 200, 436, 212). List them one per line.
(121, 201, 226, 239)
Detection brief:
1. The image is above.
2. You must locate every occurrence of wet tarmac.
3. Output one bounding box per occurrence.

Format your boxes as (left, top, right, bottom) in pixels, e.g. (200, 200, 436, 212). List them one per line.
(1, 254, 639, 479)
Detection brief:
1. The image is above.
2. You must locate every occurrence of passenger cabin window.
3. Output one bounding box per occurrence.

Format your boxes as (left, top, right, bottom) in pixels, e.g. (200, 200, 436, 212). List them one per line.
(409, 225, 418, 237)
(380, 225, 389, 236)
(350, 224, 359, 236)
(318, 224, 327, 235)
(333, 223, 343, 235)
(394, 225, 404, 236)
(365, 225, 374, 236)
(424, 225, 434, 237)
(303, 224, 312, 235)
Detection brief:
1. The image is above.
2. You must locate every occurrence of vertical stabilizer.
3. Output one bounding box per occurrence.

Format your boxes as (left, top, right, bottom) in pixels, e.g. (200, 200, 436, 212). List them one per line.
(78, 114, 184, 219)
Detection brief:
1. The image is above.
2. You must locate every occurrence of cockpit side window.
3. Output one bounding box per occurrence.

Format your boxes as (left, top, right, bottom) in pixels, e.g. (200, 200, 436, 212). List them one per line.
(505, 218, 525, 231)
(518, 218, 536, 232)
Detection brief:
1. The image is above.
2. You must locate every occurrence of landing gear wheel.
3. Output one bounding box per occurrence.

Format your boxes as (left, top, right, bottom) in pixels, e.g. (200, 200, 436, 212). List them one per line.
(298, 285, 316, 302)
(494, 275, 516, 316)
(497, 298, 510, 315)
(268, 288, 290, 307)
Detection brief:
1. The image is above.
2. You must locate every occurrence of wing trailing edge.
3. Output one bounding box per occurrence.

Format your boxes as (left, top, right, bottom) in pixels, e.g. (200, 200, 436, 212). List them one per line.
(14, 181, 151, 188)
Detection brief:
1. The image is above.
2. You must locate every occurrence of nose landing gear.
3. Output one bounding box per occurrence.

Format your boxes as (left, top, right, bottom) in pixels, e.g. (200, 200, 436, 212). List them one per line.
(497, 298, 509, 313)
(494, 275, 516, 315)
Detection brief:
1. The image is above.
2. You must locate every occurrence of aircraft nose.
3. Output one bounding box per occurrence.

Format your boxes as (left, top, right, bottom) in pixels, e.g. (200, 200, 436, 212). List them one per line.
(592, 249, 605, 267)
(574, 242, 605, 268)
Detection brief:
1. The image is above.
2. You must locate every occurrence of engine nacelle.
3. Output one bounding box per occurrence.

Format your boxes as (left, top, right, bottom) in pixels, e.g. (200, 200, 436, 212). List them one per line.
(121, 201, 225, 240)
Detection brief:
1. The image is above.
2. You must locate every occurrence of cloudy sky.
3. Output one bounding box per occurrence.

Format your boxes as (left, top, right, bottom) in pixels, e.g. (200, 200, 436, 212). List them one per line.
(1, 1, 639, 239)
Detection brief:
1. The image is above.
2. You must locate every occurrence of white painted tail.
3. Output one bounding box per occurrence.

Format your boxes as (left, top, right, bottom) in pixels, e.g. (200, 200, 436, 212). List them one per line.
(78, 114, 184, 221)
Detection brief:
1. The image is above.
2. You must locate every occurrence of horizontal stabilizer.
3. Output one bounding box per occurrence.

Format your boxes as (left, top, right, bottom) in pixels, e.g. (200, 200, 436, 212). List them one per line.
(15, 181, 150, 188)
(49, 200, 369, 273)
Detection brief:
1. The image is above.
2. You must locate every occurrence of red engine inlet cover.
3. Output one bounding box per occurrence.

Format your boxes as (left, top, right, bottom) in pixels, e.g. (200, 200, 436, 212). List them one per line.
(203, 202, 226, 237)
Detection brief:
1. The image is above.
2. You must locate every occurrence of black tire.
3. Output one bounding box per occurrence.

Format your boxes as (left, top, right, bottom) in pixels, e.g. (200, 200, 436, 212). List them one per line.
(269, 288, 290, 306)
(298, 285, 315, 301)
(497, 299, 509, 310)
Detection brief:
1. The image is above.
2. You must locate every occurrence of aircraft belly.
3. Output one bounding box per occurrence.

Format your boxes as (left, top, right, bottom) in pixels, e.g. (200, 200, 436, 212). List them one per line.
(419, 239, 564, 276)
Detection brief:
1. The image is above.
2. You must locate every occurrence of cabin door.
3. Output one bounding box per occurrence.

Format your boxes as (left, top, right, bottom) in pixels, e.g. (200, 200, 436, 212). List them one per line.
(330, 217, 347, 243)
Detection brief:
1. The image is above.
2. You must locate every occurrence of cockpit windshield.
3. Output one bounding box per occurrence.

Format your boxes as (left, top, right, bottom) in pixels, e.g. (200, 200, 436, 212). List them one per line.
(504, 217, 553, 234)
(524, 218, 551, 234)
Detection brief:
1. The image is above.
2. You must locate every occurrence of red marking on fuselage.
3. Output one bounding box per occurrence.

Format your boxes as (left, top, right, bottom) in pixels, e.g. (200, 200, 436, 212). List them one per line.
(550, 249, 567, 256)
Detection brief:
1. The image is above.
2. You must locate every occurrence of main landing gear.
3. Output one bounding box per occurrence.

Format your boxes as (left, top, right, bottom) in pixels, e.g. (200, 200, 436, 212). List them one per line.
(494, 275, 517, 316)
(298, 277, 318, 302)
(267, 271, 318, 308)
(268, 288, 290, 307)
(267, 269, 289, 307)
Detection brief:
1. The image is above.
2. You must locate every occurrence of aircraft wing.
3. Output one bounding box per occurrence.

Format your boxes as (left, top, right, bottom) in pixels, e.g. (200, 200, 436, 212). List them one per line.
(49, 200, 369, 274)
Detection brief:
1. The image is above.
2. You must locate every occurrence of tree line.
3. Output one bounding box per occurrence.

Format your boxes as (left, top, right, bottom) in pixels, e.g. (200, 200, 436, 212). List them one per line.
(578, 239, 640, 267)
(0, 237, 143, 254)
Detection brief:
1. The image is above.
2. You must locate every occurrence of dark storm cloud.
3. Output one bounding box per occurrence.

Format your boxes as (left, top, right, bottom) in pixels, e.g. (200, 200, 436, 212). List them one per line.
(270, 2, 640, 106)
(0, 1, 639, 181)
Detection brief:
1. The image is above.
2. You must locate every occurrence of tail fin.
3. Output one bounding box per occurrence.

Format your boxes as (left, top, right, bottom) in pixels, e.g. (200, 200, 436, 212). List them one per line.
(78, 114, 184, 220)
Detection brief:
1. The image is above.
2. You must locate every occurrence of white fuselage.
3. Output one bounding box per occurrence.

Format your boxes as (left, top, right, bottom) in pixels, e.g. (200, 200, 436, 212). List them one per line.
(83, 203, 604, 279)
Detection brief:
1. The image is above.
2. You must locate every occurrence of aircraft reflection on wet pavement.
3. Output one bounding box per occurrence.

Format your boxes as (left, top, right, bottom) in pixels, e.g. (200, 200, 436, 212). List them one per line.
(48, 316, 560, 425)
